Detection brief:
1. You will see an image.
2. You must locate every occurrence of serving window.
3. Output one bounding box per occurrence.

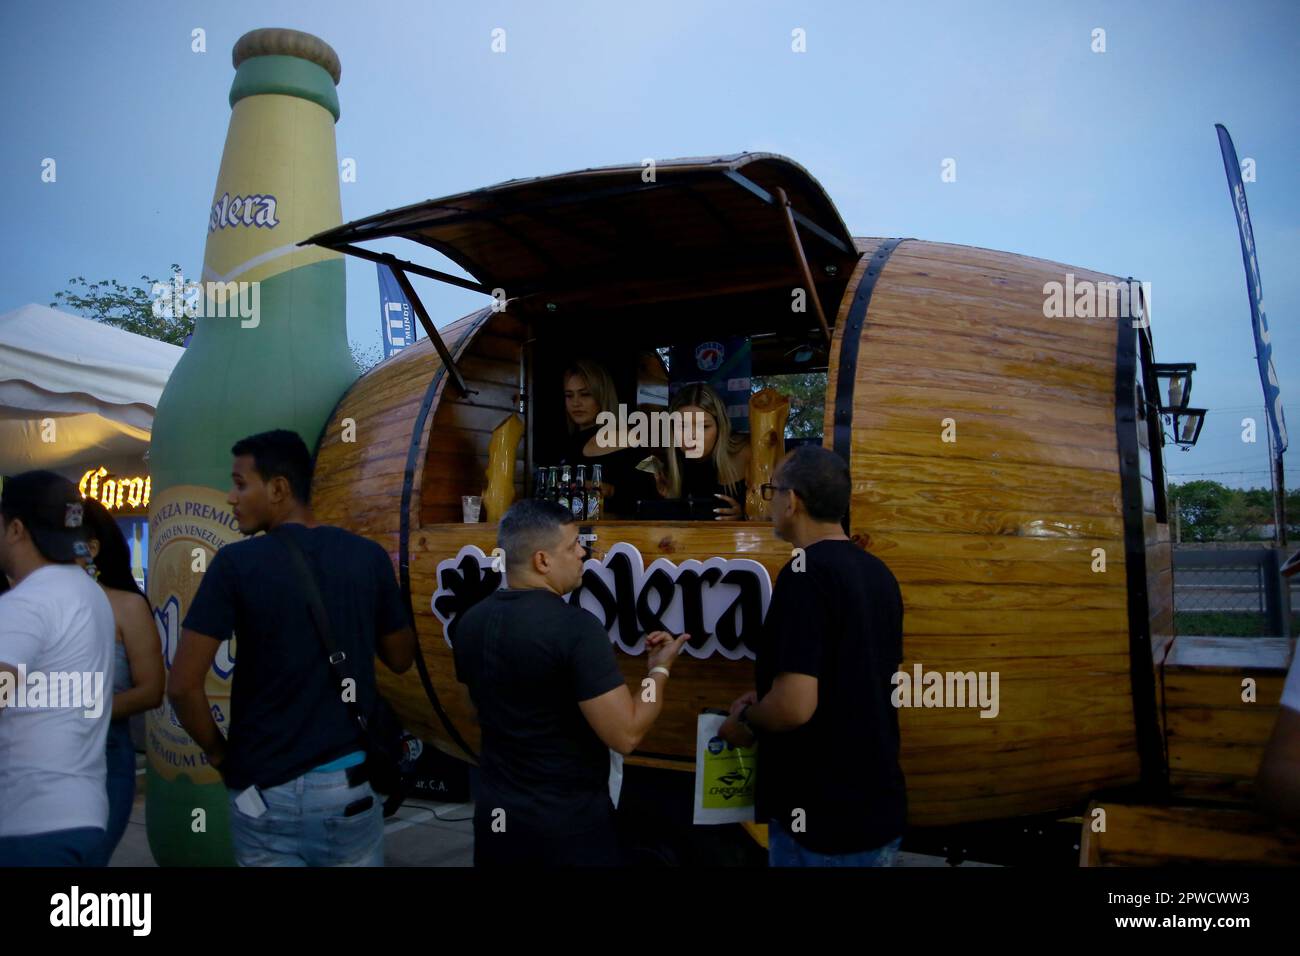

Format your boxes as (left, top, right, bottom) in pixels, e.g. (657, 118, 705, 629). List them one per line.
(419, 278, 847, 527)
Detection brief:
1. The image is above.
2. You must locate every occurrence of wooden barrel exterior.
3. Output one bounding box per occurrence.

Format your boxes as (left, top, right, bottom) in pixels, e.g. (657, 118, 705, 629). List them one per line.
(311, 237, 1172, 828)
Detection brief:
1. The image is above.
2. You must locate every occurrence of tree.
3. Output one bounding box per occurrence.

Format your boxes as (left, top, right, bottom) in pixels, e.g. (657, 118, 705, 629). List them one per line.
(350, 340, 383, 373)
(751, 371, 827, 439)
(52, 266, 194, 346)
(1169, 480, 1291, 541)
(1169, 480, 1230, 541)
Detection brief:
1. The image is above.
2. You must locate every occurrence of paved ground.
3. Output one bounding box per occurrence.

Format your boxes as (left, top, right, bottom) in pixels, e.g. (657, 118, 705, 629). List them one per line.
(108, 763, 476, 866)
(109, 758, 987, 867)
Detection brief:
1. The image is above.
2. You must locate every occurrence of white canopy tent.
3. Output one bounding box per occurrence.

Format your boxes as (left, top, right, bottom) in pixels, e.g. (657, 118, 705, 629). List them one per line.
(0, 303, 182, 478)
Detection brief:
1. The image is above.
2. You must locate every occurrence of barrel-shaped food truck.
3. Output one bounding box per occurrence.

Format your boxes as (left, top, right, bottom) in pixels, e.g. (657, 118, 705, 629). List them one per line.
(302, 153, 1294, 864)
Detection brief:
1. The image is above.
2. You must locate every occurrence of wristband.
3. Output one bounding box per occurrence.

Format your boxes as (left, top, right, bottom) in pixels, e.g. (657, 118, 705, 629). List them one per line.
(648, 665, 670, 679)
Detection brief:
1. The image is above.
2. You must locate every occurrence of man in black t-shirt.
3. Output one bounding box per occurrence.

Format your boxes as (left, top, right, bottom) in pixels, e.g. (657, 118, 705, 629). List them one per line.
(719, 444, 906, 866)
(169, 430, 416, 867)
(452, 498, 689, 866)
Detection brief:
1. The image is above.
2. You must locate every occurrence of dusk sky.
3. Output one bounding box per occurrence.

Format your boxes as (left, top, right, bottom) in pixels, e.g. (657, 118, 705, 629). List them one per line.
(2, 0, 1297, 488)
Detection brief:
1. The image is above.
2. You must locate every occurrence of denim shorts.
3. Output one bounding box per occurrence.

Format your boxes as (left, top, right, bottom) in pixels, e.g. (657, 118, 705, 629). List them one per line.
(227, 769, 383, 867)
(768, 822, 902, 867)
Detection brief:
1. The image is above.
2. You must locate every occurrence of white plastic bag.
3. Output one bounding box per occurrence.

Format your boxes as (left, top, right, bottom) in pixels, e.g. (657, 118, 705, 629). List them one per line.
(693, 712, 757, 824)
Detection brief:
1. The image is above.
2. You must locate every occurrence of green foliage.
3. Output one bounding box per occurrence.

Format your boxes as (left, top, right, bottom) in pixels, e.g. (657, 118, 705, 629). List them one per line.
(1169, 480, 1297, 541)
(51, 265, 194, 346)
(350, 340, 383, 373)
(751, 371, 827, 439)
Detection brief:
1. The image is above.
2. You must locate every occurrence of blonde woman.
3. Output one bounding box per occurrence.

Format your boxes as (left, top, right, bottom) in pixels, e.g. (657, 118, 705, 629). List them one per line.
(563, 359, 618, 437)
(658, 383, 751, 520)
(560, 359, 656, 515)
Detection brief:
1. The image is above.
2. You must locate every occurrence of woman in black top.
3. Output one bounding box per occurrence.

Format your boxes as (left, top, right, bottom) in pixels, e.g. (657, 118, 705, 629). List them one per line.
(561, 359, 656, 515)
(656, 382, 751, 520)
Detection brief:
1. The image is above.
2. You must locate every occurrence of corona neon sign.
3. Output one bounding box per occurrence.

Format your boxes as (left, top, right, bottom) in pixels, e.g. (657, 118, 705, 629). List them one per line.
(79, 467, 151, 511)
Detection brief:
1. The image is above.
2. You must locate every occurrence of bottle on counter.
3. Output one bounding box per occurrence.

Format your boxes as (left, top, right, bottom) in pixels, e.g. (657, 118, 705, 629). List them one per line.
(557, 464, 572, 513)
(573, 465, 587, 520)
(587, 463, 604, 521)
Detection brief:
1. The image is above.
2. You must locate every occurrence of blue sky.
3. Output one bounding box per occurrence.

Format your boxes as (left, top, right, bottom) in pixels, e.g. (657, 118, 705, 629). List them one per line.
(2, 0, 1297, 488)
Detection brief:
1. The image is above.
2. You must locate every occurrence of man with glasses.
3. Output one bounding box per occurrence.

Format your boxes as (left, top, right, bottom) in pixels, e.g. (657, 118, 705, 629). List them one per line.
(719, 445, 907, 866)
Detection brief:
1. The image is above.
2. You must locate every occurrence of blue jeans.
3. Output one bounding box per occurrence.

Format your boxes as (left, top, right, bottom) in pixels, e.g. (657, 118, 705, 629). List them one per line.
(768, 822, 902, 867)
(0, 827, 105, 866)
(88, 720, 136, 866)
(227, 769, 384, 867)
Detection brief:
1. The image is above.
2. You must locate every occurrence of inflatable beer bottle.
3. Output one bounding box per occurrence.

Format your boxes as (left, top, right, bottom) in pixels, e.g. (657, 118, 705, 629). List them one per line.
(145, 29, 356, 865)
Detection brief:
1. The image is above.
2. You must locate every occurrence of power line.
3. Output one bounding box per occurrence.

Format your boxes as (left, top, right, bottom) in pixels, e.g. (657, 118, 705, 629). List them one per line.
(1169, 469, 1273, 477)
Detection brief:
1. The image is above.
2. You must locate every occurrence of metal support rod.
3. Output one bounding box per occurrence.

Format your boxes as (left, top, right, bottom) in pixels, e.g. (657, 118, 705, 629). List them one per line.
(319, 243, 492, 296)
(773, 187, 832, 347)
(390, 267, 469, 396)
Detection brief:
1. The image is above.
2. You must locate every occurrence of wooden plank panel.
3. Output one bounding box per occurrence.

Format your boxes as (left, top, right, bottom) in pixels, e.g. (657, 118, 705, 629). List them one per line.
(864, 296, 1117, 363)
(1165, 677, 1287, 711)
(854, 363, 1112, 409)
(1167, 705, 1279, 743)
(1080, 802, 1300, 865)
(850, 400, 1118, 452)
(850, 318, 1115, 373)
(857, 338, 1113, 400)
(875, 262, 1123, 333)
(852, 455, 1118, 502)
(856, 503, 1122, 539)
(909, 771, 1138, 826)
(852, 422, 1121, 475)
(903, 582, 1127, 611)
(840, 381, 1115, 431)
(436, 402, 522, 434)
(903, 731, 1136, 774)
(904, 608, 1128, 637)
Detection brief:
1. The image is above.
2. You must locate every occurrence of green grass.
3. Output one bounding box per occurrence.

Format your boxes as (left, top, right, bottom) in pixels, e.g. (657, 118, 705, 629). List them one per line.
(1174, 611, 1299, 637)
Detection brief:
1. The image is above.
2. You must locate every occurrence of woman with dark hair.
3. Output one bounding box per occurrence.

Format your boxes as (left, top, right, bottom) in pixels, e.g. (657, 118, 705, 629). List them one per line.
(75, 498, 164, 865)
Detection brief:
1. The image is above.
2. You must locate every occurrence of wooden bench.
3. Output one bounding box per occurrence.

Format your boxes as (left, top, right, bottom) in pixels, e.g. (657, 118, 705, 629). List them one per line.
(1163, 635, 1293, 802)
(1080, 800, 1300, 866)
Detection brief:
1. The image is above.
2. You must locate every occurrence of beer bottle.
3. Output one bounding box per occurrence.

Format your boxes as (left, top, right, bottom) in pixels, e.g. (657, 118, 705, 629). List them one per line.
(573, 465, 587, 520)
(547, 466, 559, 504)
(558, 464, 572, 513)
(588, 463, 604, 521)
(144, 28, 354, 866)
(533, 466, 547, 500)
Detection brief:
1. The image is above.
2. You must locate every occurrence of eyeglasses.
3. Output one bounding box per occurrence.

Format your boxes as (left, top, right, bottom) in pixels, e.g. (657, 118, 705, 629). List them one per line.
(760, 483, 791, 501)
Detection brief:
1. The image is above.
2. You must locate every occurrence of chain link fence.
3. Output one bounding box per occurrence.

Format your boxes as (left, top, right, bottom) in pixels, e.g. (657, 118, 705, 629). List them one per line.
(1173, 547, 1295, 637)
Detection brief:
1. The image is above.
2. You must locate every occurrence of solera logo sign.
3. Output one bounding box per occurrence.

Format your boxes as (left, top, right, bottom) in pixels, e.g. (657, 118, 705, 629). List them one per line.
(431, 543, 771, 660)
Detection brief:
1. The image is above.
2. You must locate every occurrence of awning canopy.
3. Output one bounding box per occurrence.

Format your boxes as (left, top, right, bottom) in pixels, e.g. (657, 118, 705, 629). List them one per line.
(0, 304, 183, 475)
(304, 153, 859, 303)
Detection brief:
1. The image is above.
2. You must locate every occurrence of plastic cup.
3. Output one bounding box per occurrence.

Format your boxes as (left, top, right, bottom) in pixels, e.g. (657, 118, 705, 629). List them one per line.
(462, 495, 482, 523)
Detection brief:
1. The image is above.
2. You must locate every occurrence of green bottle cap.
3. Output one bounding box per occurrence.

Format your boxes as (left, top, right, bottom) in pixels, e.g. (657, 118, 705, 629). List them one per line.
(229, 28, 341, 121)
